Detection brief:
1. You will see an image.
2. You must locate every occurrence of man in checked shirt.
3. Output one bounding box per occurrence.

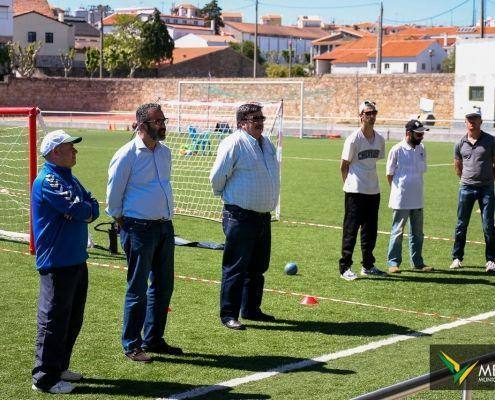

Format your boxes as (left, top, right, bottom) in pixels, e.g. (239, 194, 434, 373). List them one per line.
(210, 103, 280, 331)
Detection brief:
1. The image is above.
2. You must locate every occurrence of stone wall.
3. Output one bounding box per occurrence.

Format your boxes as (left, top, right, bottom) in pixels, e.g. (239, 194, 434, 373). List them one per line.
(0, 73, 454, 120)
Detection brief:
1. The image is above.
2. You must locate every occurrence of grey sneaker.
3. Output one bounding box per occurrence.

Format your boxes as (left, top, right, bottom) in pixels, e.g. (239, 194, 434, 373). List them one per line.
(486, 261, 495, 273)
(341, 269, 358, 281)
(32, 380, 74, 394)
(61, 369, 83, 382)
(450, 259, 462, 270)
(361, 266, 387, 276)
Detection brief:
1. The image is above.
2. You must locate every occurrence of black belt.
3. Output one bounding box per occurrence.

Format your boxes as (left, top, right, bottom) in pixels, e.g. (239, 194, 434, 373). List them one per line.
(224, 204, 270, 217)
(123, 216, 170, 225)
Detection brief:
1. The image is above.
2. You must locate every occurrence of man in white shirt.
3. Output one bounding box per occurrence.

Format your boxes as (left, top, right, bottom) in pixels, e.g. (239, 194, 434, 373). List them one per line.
(339, 100, 386, 281)
(386, 119, 433, 273)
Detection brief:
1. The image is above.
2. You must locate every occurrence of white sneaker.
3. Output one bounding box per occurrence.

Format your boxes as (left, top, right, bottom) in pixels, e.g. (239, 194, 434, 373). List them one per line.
(486, 261, 495, 273)
(32, 380, 74, 394)
(61, 369, 83, 382)
(361, 266, 387, 276)
(449, 259, 462, 270)
(341, 269, 358, 281)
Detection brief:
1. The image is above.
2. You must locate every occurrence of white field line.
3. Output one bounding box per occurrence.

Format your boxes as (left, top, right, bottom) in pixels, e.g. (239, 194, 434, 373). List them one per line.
(159, 310, 495, 400)
(281, 220, 485, 245)
(284, 156, 452, 167)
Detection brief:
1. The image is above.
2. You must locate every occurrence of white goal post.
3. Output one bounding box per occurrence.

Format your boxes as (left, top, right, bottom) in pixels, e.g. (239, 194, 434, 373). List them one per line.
(177, 80, 304, 138)
(158, 99, 284, 221)
(0, 107, 45, 253)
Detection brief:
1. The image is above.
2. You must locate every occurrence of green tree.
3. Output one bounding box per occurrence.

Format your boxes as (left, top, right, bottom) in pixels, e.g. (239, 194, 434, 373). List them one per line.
(230, 40, 265, 64)
(140, 8, 174, 74)
(103, 41, 122, 77)
(60, 47, 76, 78)
(85, 48, 100, 77)
(7, 41, 42, 78)
(200, 0, 224, 35)
(265, 63, 288, 77)
(441, 50, 455, 73)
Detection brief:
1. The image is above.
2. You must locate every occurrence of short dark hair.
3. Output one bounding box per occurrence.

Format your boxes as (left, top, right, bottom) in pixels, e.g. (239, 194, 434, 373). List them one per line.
(236, 103, 263, 128)
(136, 103, 162, 125)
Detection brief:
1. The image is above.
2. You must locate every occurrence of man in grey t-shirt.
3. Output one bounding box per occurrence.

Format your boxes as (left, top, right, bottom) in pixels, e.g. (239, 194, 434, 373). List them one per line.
(450, 109, 495, 273)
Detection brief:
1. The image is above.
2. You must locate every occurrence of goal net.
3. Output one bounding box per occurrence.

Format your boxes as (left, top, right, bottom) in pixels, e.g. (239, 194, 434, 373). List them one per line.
(0, 107, 44, 251)
(159, 100, 283, 221)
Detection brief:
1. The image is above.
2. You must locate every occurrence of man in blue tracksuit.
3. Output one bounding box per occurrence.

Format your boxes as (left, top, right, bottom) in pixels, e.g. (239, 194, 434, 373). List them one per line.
(31, 130, 99, 394)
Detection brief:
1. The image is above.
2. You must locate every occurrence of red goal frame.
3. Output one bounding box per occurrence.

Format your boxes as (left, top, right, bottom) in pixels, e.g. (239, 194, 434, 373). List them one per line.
(0, 107, 39, 253)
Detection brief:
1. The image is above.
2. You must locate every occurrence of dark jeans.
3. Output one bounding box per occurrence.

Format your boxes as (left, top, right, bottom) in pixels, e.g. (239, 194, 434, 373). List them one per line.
(452, 184, 495, 262)
(32, 263, 88, 390)
(339, 192, 380, 273)
(220, 205, 271, 322)
(120, 217, 175, 352)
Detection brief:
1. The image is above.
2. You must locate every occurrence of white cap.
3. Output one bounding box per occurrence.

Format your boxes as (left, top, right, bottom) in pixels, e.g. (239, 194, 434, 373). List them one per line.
(359, 100, 378, 114)
(40, 130, 82, 157)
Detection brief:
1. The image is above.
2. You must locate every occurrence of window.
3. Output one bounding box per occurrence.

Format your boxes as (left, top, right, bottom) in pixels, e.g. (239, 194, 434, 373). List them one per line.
(469, 86, 484, 101)
(437, 64, 441, 71)
(0, 6, 8, 20)
(45, 32, 53, 43)
(403, 63, 409, 73)
(27, 31, 37, 43)
(193, 20, 198, 25)
(384, 63, 390, 70)
(370, 63, 376, 69)
(422, 63, 426, 70)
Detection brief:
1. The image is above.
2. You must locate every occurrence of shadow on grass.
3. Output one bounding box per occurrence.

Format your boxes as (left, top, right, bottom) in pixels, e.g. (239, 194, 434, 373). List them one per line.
(153, 353, 356, 376)
(382, 273, 495, 286)
(244, 320, 418, 337)
(76, 377, 195, 397)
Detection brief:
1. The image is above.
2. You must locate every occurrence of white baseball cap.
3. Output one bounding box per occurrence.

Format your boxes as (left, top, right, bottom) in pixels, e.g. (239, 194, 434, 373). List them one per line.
(359, 100, 378, 114)
(40, 130, 82, 157)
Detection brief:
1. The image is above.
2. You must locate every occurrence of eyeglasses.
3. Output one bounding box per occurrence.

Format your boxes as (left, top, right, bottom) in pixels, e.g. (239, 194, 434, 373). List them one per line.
(145, 118, 168, 125)
(244, 116, 266, 123)
(363, 111, 378, 116)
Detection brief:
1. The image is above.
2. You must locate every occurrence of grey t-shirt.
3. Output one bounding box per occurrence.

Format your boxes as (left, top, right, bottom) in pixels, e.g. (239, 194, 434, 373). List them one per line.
(454, 131, 495, 186)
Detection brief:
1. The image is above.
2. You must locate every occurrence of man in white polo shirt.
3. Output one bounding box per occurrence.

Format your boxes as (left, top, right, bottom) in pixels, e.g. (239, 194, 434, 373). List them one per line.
(339, 100, 386, 281)
(386, 119, 433, 273)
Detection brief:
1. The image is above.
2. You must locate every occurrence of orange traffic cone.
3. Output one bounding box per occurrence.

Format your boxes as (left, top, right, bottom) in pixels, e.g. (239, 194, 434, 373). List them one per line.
(300, 295, 319, 306)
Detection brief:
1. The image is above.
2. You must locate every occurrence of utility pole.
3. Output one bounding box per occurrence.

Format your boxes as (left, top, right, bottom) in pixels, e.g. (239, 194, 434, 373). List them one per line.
(472, 0, 476, 26)
(288, 39, 292, 78)
(376, 1, 383, 74)
(254, 0, 258, 78)
(481, 0, 485, 38)
(98, 4, 104, 78)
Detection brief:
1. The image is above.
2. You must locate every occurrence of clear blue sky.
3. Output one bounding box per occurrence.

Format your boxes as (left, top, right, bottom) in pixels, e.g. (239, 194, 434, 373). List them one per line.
(50, 0, 494, 26)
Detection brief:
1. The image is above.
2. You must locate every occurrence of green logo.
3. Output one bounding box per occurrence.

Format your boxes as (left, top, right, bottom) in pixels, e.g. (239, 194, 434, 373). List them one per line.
(439, 351, 479, 385)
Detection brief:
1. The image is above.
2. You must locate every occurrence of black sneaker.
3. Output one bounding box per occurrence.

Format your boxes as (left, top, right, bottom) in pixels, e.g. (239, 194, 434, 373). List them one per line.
(241, 311, 276, 322)
(142, 342, 184, 356)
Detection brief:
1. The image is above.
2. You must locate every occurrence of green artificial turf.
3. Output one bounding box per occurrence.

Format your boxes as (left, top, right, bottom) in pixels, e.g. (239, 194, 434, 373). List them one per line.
(0, 129, 494, 399)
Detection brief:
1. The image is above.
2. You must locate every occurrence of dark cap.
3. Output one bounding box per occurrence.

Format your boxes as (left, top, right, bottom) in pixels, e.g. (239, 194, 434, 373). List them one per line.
(405, 119, 429, 133)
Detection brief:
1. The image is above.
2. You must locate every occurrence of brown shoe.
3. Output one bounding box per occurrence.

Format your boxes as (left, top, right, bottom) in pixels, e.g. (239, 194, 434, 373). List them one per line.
(388, 266, 400, 274)
(125, 348, 152, 363)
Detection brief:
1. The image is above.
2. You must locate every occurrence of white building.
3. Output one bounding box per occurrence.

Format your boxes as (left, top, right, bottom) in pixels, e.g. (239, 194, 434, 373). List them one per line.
(368, 40, 446, 74)
(454, 38, 495, 121)
(13, 11, 75, 67)
(222, 21, 327, 60)
(297, 16, 322, 28)
(0, 0, 13, 44)
(175, 33, 236, 48)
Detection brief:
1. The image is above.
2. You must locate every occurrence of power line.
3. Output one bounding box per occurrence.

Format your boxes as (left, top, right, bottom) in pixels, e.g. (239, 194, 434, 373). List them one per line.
(257, 1, 379, 10)
(383, 0, 470, 24)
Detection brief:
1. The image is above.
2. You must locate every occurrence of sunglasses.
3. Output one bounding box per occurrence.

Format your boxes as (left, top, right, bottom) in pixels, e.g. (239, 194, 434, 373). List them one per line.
(244, 116, 266, 123)
(363, 111, 378, 116)
(145, 118, 168, 125)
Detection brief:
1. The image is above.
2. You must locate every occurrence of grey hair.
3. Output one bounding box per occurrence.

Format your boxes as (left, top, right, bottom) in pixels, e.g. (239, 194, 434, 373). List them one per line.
(136, 103, 162, 125)
(236, 103, 263, 128)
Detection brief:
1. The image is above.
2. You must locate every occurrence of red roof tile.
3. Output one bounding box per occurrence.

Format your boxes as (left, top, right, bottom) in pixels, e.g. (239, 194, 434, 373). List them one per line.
(368, 40, 436, 58)
(161, 46, 227, 65)
(13, 0, 53, 17)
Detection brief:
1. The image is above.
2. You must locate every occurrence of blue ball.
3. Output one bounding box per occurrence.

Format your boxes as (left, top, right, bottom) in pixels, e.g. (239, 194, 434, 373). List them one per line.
(284, 262, 298, 275)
